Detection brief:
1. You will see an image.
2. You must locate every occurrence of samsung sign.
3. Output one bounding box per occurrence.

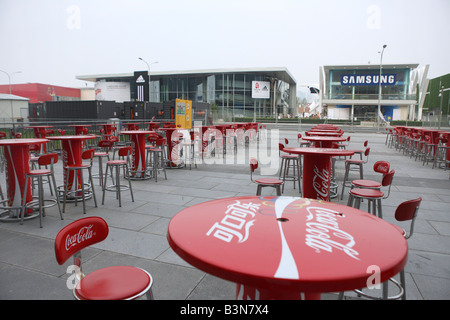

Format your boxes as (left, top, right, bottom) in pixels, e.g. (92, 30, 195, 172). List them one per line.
(341, 74, 397, 86)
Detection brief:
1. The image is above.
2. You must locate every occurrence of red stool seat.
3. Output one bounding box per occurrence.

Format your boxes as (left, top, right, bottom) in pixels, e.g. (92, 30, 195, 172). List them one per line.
(282, 154, 299, 159)
(255, 178, 284, 185)
(351, 179, 381, 188)
(75, 266, 152, 300)
(346, 159, 364, 164)
(94, 152, 109, 157)
(66, 163, 91, 169)
(28, 169, 51, 176)
(106, 160, 127, 165)
(349, 188, 383, 198)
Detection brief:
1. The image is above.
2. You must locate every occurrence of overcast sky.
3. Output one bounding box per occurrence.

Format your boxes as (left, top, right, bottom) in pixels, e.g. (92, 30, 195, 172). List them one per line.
(1, 0, 449, 88)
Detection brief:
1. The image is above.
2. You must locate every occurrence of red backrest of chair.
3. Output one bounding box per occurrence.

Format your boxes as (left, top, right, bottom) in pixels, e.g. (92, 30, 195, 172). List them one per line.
(297, 133, 302, 139)
(58, 129, 66, 136)
(284, 138, 289, 145)
(55, 217, 109, 265)
(373, 161, 390, 174)
(38, 153, 58, 166)
(395, 198, 422, 222)
(279, 143, 284, 151)
(381, 170, 395, 186)
(364, 147, 370, 156)
(109, 136, 119, 143)
(98, 140, 113, 148)
(118, 146, 132, 157)
(29, 144, 40, 152)
(250, 158, 258, 172)
(364, 140, 368, 147)
(0, 131, 6, 138)
(83, 128, 89, 134)
(155, 138, 165, 146)
(82, 149, 95, 160)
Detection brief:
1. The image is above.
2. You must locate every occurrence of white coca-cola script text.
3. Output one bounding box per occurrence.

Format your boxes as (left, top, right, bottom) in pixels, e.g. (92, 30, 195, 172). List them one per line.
(206, 200, 260, 243)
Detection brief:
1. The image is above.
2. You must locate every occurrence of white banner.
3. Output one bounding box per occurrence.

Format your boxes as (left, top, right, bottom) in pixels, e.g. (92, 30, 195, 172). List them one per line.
(252, 81, 270, 99)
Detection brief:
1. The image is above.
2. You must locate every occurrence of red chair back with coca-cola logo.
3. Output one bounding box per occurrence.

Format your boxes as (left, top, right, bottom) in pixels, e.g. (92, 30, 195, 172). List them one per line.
(55, 217, 109, 265)
(373, 160, 390, 175)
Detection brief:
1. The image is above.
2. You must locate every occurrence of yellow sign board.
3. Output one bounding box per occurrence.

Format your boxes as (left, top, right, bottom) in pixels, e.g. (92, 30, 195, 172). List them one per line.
(175, 99, 192, 129)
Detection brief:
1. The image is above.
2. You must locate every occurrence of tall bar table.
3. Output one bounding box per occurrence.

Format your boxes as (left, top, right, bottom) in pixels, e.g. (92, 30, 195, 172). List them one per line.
(119, 130, 155, 179)
(283, 147, 354, 201)
(0, 138, 48, 221)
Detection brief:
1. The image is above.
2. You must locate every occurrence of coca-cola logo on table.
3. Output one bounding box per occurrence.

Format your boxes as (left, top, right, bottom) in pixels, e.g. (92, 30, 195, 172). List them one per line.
(206, 200, 259, 243)
(65, 225, 94, 251)
(312, 166, 330, 201)
(304, 206, 360, 260)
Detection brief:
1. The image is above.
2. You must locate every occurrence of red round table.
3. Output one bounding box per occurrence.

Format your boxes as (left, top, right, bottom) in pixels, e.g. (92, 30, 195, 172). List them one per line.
(69, 124, 91, 135)
(119, 130, 155, 179)
(145, 122, 161, 131)
(47, 135, 98, 193)
(123, 123, 140, 130)
(159, 127, 188, 168)
(307, 131, 344, 137)
(26, 125, 53, 153)
(168, 196, 408, 300)
(0, 138, 48, 221)
(301, 136, 347, 148)
(283, 147, 354, 201)
(97, 123, 117, 136)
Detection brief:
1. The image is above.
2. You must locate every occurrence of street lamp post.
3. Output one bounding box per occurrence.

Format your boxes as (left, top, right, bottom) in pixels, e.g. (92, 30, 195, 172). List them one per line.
(377, 44, 387, 133)
(138, 58, 158, 102)
(0, 69, 22, 132)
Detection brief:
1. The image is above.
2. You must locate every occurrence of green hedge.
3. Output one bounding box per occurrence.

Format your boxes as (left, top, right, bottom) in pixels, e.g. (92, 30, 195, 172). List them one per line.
(232, 117, 361, 125)
(390, 120, 423, 126)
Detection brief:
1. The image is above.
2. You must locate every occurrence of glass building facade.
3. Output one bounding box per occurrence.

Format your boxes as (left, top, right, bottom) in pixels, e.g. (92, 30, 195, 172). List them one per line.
(319, 64, 428, 121)
(78, 68, 297, 120)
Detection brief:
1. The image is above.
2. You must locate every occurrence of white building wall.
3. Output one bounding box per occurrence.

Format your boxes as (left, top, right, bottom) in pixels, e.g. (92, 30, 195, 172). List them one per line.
(94, 81, 130, 102)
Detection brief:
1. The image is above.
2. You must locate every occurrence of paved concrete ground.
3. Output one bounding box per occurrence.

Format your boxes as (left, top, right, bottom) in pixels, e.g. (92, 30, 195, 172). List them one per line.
(0, 127, 449, 300)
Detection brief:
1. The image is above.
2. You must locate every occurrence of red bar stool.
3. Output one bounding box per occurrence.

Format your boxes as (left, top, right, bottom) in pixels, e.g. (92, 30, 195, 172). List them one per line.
(63, 149, 98, 214)
(278, 142, 301, 193)
(347, 161, 390, 195)
(347, 170, 395, 219)
(340, 197, 422, 300)
(349, 140, 368, 160)
(250, 158, 283, 196)
(21, 153, 63, 228)
(102, 147, 134, 207)
(297, 133, 310, 147)
(385, 128, 392, 145)
(422, 135, 438, 166)
(340, 147, 370, 200)
(93, 140, 113, 187)
(432, 138, 450, 170)
(54, 216, 154, 300)
(337, 136, 351, 150)
(147, 138, 168, 182)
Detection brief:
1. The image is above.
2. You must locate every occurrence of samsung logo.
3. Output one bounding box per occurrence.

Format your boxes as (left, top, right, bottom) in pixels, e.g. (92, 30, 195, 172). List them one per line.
(341, 74, 396, 86)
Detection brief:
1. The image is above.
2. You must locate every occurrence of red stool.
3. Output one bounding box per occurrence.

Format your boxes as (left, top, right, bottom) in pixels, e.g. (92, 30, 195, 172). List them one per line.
(21, 153, 62, 228)
(341, 198, 422, 300)
(278, 143, 301, 193)
(94, 140, 113, 187)
(347, 170, 395, 219)
(102, 147, 134, 207)
(63, 149, 98, 214)
(340, 147, 370, 200)
(348, 160, 390, 194)
(250, 158, 283, 196)
(54, 216, 154, 300)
